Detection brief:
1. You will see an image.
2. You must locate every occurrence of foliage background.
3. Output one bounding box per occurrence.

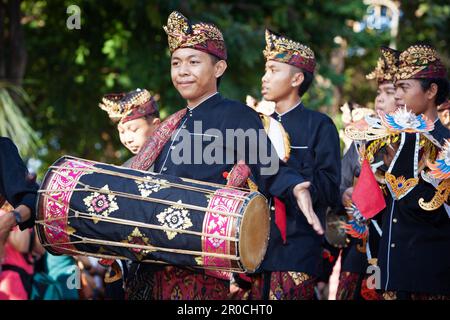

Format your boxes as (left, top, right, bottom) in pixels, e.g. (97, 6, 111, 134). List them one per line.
(1, 0, 448, 176)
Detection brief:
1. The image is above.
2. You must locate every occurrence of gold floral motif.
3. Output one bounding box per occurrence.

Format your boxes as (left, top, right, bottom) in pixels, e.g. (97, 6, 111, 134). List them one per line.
(288, 272, 310, 286)
(66, 226, 77, 235)
(418, 179, 450, 211)
(122, 227, 153, 260)
(385, 172, 419, 199)
(156, 200, 193, 240)
(99, 89, 152, 121)
(263, 29, 314, 66)
(163, 11, 224, 53)
(195, 256, 203, 266)
(247, 178, 258, 192)
(418, 137, 438, 172)
(366, 47, 399, 82)
(368, 258, 378, 266)
(83, 185, 119, 223)
(396, 45, 441, 80)
(135, 177, 169, 197)
(358, 134, 398, 164)
(382, 291, 397, 300)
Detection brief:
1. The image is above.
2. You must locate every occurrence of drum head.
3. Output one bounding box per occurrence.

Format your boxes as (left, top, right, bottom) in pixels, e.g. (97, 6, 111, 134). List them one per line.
(238, 194, 270, 272)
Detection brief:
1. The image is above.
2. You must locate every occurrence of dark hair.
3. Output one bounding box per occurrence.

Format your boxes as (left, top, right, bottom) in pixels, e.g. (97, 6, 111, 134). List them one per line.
(418, 78, 450, 106)
(297, 68, 314, 97)
(144, 111, 160, 120)
(209, 54, 223, 88)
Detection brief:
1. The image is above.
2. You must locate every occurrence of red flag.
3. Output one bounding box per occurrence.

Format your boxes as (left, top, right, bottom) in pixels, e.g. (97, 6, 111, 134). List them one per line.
(274, 197, 287, 244)
(352, 159, 386, 219)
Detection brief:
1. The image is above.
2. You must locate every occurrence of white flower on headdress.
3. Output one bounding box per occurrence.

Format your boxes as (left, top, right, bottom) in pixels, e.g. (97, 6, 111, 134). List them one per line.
(380, 107, 434, 133)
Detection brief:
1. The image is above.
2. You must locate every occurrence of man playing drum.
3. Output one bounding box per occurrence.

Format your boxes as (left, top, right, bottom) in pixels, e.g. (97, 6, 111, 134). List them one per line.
(126, 11, 323, 300)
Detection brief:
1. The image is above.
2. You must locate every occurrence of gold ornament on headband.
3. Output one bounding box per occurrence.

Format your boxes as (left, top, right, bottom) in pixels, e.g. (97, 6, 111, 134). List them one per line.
(396, 44, 447, 81)
(99, 89, 156, 123)
(263, 29, 316, 73)
(366, 47, 399, 82)
(163, 11, 226, 60)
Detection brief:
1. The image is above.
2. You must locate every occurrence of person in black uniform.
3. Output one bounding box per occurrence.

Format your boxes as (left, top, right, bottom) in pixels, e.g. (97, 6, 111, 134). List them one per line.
(336, 47, 399, 300)
(377, 44, 450, 300)
(256, 29, 341, 300)
(0, 137, 38, 263)
(99, 88, 160, 299)
(125, 11, 321, 300)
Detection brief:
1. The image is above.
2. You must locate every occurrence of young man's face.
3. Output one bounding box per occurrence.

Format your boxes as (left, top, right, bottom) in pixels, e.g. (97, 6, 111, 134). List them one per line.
(170, 48, 223, 104)
(117, 116, 160, 154)
(394, 79, 428, 115)
(261, 60, 299, 102)
(375, 81, 397, 114)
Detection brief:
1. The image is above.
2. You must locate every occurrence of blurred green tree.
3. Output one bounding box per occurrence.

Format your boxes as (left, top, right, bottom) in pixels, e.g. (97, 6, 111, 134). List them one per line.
(0, 0, 447, 175)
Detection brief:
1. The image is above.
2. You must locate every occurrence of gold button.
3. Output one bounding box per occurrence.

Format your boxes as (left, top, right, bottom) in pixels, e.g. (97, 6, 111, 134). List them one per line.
(393, 218, 398, 223)
(391, 243, 396, 248)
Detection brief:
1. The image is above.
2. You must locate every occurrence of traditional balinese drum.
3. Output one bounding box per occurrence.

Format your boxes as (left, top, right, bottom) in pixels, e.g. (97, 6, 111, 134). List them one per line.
(36, 156, 270, 278)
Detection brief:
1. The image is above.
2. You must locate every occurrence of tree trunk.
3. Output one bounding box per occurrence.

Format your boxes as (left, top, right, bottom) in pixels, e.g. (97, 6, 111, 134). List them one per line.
(0, 0, 6, 79)
(7, 0, 27, 86)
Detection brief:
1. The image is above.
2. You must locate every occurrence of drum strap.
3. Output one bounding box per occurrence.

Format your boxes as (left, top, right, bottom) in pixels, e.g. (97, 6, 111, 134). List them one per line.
(131, 108, 187, 171)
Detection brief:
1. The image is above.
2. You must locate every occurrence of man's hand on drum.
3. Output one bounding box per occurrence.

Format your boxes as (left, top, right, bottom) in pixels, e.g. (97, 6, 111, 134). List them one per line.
(0, 208, 15, 263)
(293, 182, 324, 235)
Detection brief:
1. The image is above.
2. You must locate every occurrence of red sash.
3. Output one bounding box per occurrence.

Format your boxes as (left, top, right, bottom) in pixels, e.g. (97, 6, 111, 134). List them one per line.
(131, 108, 188, 171)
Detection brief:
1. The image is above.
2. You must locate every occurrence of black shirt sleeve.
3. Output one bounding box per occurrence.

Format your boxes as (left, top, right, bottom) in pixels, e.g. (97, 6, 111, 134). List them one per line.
(0, 137, 38, 230)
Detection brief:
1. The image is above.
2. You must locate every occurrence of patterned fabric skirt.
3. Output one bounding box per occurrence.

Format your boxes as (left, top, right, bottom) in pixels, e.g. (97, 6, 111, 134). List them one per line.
(152, 266, 229, 300)
(336, 271, 383, 300)
(268, 271, 316, 300)
(382, 291, 450, 300)
(336, 272, 360, 300)
(126, 265, 229, 300)
(125, 264, 155, 300)
(229, 272, 316, 300)
(228, 274, 262, 300)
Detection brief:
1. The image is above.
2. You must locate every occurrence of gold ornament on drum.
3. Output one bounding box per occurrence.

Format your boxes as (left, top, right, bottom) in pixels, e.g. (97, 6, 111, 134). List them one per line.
(136, 177, 169, 197)
(83, 185, 119, 223)
(157, 200, 193, 240)
(122, 227, 153, 260)
(37, 156, 270, 275)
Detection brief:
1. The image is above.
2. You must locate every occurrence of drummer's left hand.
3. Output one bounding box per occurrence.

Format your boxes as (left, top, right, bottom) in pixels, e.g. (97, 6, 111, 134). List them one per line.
(0, 209, 16, 263)
(293, 182, 324, 235)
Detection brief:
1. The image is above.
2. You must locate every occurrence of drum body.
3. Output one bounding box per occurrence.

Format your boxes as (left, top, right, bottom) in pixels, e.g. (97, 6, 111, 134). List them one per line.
(36, 156, 269, 277)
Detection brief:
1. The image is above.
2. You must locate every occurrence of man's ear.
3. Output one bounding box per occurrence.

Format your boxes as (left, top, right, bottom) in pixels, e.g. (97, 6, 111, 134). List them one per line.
(151, 117, 161, 126)
(442, 109, 450, 126)
(426, 83, 438, 102)
(214, 60, 227, 79)
(292, 71, 304, 88)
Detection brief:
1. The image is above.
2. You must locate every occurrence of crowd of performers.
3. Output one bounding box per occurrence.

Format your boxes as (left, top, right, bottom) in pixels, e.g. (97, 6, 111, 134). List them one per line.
(0, 11, 449, 300)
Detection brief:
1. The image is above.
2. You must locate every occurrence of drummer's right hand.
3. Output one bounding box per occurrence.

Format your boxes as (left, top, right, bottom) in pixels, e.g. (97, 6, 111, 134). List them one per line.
(342, 187, 353, 207)
(293, 182, 324, 235)
(0, 209, 16, 263)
